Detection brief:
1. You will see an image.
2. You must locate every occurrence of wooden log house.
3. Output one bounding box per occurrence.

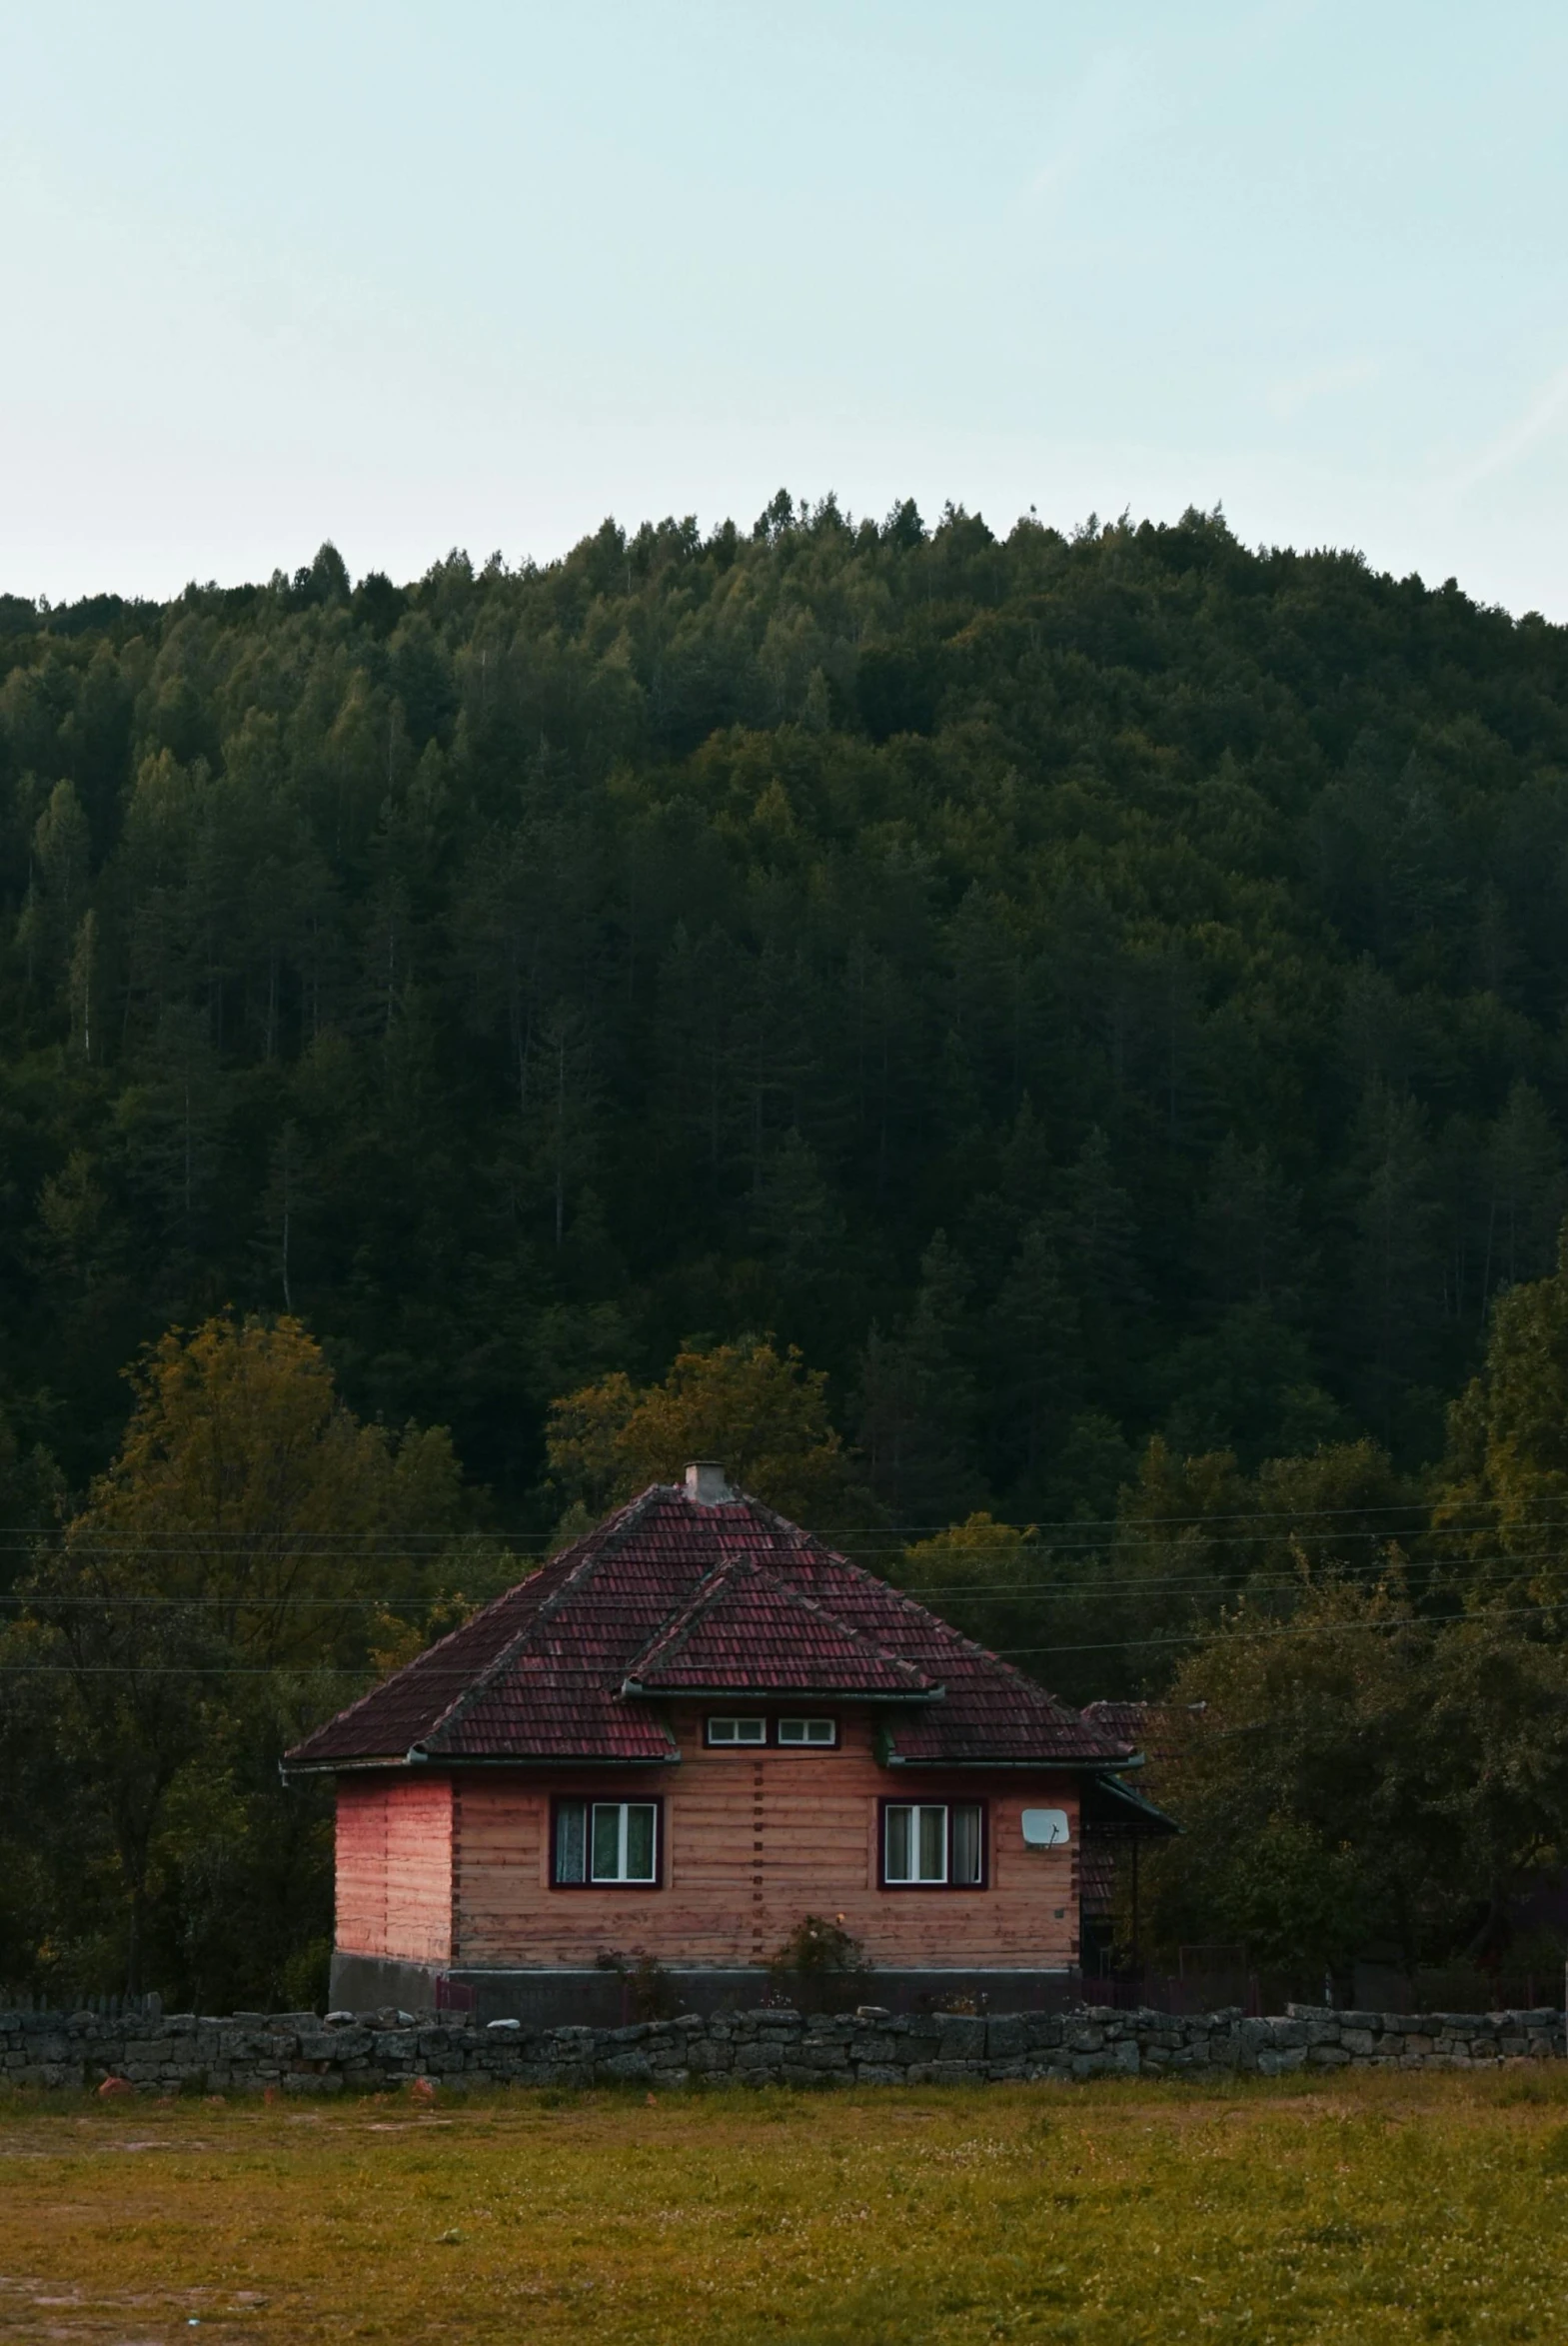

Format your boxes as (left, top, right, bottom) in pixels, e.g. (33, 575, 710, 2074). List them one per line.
(287, 1464, 1172, 2022)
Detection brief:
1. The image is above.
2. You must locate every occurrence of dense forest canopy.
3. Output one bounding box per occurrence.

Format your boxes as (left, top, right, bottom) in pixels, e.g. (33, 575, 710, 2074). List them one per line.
(9, 496, 1568, 2005)
(5, 496, 1568, 1534)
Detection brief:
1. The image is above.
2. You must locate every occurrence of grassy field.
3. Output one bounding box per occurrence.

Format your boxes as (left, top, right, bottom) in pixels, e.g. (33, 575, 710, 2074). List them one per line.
(3, 2070, 1567, 2344)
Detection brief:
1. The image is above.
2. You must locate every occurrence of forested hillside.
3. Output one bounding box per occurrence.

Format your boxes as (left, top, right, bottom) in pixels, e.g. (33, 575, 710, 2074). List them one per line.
(6, 497, 1568, 1533)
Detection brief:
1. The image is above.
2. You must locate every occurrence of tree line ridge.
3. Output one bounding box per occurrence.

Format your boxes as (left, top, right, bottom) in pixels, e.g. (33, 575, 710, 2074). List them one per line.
(6, 497, 1568, 2008)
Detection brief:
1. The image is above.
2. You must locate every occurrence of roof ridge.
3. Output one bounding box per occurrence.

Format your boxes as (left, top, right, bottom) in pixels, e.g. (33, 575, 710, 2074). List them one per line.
(624, 1552, 935, 1692)
(851, 1557, 1109, 1730)
(618, 1554, 749, 1683)
(623, 1547, 737, 1645)
(419, 1485, 674, 1755)
(715, 1489, 826, 1557)
(286, 1562, 550, 1760)
(737, 1496, 1128, 1757)
(289, 1479, 1130, 1768)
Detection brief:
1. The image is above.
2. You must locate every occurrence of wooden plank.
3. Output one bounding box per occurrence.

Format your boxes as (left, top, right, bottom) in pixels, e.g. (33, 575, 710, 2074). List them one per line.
(335, 1776, 453, 1962)
(430, 1729, 1084, 1969)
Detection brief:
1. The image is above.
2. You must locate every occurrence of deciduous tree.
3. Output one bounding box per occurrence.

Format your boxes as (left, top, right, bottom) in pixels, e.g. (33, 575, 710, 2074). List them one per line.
(547, 1335, 870, 1526)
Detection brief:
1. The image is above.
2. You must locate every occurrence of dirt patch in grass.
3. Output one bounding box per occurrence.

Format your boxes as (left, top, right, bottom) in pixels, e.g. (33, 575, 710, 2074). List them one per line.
(0, 2071, 1565, 2342)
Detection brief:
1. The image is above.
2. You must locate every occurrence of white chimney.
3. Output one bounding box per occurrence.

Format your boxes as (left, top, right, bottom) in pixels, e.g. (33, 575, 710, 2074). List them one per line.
(685, 1459, 733, 1505)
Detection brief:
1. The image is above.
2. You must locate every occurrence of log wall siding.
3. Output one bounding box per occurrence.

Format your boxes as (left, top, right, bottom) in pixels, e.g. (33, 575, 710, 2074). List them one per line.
(449, 1710, 1080, 1970)
(335, 1775, 453, 1965)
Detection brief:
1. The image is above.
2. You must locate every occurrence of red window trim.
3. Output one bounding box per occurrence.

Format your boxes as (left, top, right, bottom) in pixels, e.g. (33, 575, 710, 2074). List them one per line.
(549, 1793, 665, 1890)
(877, 1796, 989, 1891)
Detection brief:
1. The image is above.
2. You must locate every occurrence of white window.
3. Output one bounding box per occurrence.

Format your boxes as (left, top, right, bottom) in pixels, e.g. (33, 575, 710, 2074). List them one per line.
(554, 1800, 658, 1884)
(777, 1717, 836, 1746)
(707, 1716, 767, 1745)
(883, 1802, 984, 1887)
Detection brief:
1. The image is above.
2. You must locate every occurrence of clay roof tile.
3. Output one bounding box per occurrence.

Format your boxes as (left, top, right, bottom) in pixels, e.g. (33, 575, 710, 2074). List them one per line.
(285, 1481, 1129, 1770)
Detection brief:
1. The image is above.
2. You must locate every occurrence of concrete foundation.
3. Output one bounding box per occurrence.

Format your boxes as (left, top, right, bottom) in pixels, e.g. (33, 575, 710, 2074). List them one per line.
(328, 1951, 1079, 2028)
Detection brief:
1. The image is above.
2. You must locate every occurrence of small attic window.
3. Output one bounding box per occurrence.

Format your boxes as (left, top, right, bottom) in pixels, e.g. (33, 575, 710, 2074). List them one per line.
(777, 1717, 836, 1746)
(707, 1716, 767, 1745)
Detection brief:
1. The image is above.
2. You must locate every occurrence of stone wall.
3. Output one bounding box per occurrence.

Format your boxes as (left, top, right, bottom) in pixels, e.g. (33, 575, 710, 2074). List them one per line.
(3, 2002, 1564, 2094)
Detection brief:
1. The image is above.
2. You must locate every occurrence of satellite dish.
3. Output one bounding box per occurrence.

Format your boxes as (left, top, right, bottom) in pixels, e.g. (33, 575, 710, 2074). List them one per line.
(1021, 1807, 1069, 1847)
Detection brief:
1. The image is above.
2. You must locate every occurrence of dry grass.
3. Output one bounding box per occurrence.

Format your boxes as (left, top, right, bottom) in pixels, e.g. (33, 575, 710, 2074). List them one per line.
(3, 2067, 1568, 2343)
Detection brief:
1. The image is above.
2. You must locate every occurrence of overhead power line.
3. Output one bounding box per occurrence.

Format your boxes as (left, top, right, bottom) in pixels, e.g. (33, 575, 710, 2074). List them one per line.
(0, 1585, 1562, 1675)
(0, 1664, 373, 1677)
(994, 1599, 1561, 1658)
(4, 1543, 1567, 1608)
(0, 1598, 1545, 1677)
(0, 1495, 1551, 1550)
(0, 1528, 1526, 1576)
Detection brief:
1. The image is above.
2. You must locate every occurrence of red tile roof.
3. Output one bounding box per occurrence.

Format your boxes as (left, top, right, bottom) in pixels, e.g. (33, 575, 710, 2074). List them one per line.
(286, 1483, 1133, 1771)
(624, 1559, 938, 1697)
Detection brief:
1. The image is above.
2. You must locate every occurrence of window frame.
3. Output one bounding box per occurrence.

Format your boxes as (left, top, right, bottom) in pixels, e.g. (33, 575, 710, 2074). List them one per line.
(704, 1715, 769, 1747)
(702, 1713, 840, 1749)
(550, 1795, 664, 1889)
(878, 1797, 988, 1891)
(775, 1716, 838, 1747)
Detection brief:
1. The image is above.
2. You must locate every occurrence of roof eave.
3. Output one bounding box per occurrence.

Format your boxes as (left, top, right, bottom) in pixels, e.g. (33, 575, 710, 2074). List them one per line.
(411, 1736, 682, 1767)
(1078, 1771, 1182, 1835)
(291, 1747, 687, 1772)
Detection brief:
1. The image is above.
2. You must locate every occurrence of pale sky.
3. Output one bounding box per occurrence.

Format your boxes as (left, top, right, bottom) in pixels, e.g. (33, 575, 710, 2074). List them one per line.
(4, 0, 1566, 614)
